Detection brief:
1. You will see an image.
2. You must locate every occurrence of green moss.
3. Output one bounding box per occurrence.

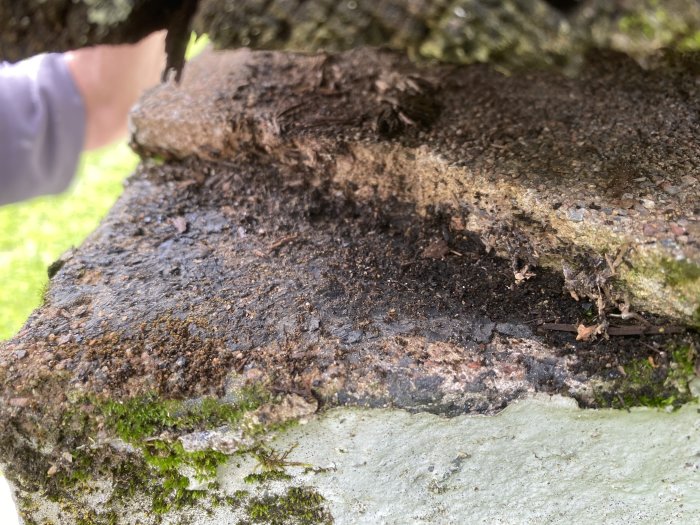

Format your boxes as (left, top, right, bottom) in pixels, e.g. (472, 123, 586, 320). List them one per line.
(212, 490, 249, 508)
(671, 345, 697, 377)
(679, 30, 700, 50)
(661, 259, 700, 287)
(244, 470, 293, 484)
(597, 345, 697, 410)
(247, 415, 300, 438)
(101, 388, 268, 443)
(617, 1, 696, 50)
(245, 486, 332, 525)
(44, 387, 275, 519)
(13, 382, 322, 521)
(622, 255, 700, 327)
(94, 388, 270, 514)
(75, 509, 119, 525)
(621, 360, 679, 409)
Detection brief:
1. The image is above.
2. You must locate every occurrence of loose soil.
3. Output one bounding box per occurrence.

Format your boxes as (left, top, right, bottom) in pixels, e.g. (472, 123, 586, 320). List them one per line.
(2, 156, 695, 415)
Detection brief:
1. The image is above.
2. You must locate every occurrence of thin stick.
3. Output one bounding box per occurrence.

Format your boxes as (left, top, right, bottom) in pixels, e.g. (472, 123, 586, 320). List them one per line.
(541, 323, 684, 336)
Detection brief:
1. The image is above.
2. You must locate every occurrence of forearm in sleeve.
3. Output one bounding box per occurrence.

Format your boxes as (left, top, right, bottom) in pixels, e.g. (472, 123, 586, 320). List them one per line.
(0, 53, 85, 206)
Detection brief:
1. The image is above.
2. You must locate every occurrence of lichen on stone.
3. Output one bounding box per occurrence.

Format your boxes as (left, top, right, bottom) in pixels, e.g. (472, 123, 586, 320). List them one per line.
(84, 0, 134, 26)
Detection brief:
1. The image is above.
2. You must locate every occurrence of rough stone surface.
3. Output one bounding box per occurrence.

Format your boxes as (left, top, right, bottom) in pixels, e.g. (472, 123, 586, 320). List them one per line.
(132, 48, 700, 325)
(251, 397, 700, 524)
(3, 1, 700, 70)
(3, 154, 654, 416)
(196, 0, 700, 69)
(1, 45, 699, 524)
(7, 397, 700, 524)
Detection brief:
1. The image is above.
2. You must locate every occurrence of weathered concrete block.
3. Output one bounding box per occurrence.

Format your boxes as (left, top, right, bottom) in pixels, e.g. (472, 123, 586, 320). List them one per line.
(1, 47, 698, 524)
(2, 26, 700, 524)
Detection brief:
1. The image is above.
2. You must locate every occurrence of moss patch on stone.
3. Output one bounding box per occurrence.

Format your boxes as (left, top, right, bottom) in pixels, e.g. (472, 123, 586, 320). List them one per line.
(99, 389, 269, 514)
(622, 255, 700, 327)
(660, 259, 700, 288)
(618, 2, 700, 51)
(101, 391, 267, 442)
(244, 486, 332, 525)
(595, 344, 698, 409)
(244, 470, 293, 484)
(37, 386, 288, 521)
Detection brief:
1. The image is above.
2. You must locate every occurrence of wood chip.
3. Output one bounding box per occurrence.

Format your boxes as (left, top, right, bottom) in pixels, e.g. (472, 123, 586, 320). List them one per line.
(422, 239, 450, 259)
(269, 233, 300, 252)
(576, 323, 599, 341)
(171, 216, 188, 234)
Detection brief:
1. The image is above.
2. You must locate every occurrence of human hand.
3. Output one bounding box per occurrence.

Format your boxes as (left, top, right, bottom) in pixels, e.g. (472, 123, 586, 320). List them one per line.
(64, 31, 166, 150)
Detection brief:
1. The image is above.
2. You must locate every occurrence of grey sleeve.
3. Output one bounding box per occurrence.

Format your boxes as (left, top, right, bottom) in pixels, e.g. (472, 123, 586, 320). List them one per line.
(0, 53, 85, 206)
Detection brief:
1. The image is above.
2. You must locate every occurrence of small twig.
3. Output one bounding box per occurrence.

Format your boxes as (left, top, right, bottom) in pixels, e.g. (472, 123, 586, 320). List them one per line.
(252, 444, 311, 472)
(541, 323, 684, 336)
(607, 325, 684, 336)
(276, 102, 306, 119)
(639, 341, 664, 354)
(268, 233, 300, 253)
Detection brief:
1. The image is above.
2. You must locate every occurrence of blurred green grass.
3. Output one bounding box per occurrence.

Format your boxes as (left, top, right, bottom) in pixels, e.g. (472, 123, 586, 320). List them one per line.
(0, 34, 209, 341)
(0, 143, 139, 339)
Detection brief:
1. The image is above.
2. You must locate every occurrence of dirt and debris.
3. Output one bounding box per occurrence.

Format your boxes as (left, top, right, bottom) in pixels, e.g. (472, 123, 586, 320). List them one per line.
(542, 323, 685, 338)
(1, 46, 696, 426)
(132, 47, 700, 325)
(1, 157, 696, 417)
(2, 43, 700, 524)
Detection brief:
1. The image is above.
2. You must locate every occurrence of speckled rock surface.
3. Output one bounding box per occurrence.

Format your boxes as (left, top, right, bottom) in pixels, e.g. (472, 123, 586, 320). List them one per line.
(2, 56, 700, 519)
(196, 0, 700, 69)
(2, 13, 700, 525)
(3, 1, 700, 70)
(132, 47, 700, 325)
